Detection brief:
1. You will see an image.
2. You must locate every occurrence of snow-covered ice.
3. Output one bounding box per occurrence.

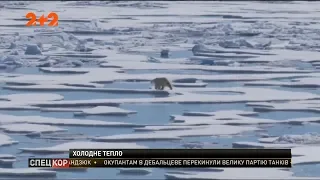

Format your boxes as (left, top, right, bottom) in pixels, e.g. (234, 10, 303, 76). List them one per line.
(0, 154, 16, 168)
(1, 0, 320, 179)
(0, 168, 56, 178)
(170, 110, 320, 126)
(0, 123, 66, 134)
(247, 100, 320, 113)
(0, 93, 64, 102)
(118, 168, 151, 175)
(93, 125, 259, 142)
(20, 87, 319, 107)
(0, 114, 142, 127)
(73, 106, 137, 116)
(0, 134, 18, 147)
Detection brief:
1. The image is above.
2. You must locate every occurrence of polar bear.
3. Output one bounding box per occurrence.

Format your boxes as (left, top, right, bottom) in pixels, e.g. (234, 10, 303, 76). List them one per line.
(151, 77, 173, 90)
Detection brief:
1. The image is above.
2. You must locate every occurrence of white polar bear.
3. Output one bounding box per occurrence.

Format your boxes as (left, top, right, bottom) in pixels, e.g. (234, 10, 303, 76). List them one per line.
(151, 77, 173, 90)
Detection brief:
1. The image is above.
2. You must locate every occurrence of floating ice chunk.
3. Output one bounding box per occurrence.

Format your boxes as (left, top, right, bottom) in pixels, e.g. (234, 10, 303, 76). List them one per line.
(1, 55, 22, 66)
(219, 39, 254, 48)
(0, 134, 18, 147)
(259, 133, 320, 145)
(173, 82, 207, 88)
(235, 30, 261, 36)
(0, 154, 16, 168)
(74, 106, 137, 116)
(182, 110, 258, 117)
(292, 146, 320, 165)
(134, 125, 204, 132)
(238, 141, 320, 166)
(247, 100, 320, 113)
(40, 107, 83, 112)
(171, 110, 320, 126)
(30, 87, 320, 107)
(39, 67, 90, 74)
(3, 66, 311, 87)
(0, 93, 64, 102)
(246, 76, 320, 88)
(232, 141, 298, 148)
(101, 60, 311, 74)
(118, 168, 151, 175)
(0, 124, 66, 134)
(101, 54, 149, 63)
(248, 49, 320, 63)
(0, 102, 39, 111)
(19, 141, 146, 154)
(267, 60, 313, 69)
(3, 84, 171, 97)
(0, 114, 142, 127)
(93, 125, 259, 142)
(25, 44, 42, 55)
(0, 168, 56, 178)
(191, 44, 209, 55)
(39, 133, 89, 141)
(93, 133, 181, 142)
(62, 82, 105, 88)
(0, 154, 15, 159)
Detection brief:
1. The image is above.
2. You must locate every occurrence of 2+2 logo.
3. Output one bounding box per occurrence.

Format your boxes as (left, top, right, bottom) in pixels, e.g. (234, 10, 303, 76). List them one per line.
(26, 12, 59, 27)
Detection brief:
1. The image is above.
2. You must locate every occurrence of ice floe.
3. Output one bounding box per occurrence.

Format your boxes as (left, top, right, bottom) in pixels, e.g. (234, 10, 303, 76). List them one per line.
(245, 76, 320, 88)
(1, 1, 320, 179)
(0, 154, 16, 168)
(29, 87, 319, 108)
(118, 168, 151, 175)
(134, 125, 205, 132)
(101, 60, 312, 74)
(2, 69, 313, 87)
(233, 134, 320, 166)
(0, 114, 142, 127)
(292, 146, 320, 165)
(172, 82, 207, 88)
(0, 134, 18, 147)
(0, 102, 39, 111)
(259, 133, 320, 145)
(0, 123, 66, 134)
(3, 84, 172, 96)
(171, 110, 320, 126)
(0, 93, 64, 102)
(247, 100, 320, 113)
(24, 44, 42, 55)
(93, 125, 259, 142)
(232, 141, 298, 148)
(0, 168, 56, 178)
(74, 106, 137, 116)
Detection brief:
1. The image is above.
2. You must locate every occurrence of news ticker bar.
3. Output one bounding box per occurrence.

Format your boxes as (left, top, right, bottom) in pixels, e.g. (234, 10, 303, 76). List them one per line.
(29, 158, 291, 168)
(69, 149, 291, 159)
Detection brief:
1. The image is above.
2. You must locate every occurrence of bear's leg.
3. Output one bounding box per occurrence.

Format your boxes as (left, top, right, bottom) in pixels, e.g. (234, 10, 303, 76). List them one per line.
(160, 86, 164, 90)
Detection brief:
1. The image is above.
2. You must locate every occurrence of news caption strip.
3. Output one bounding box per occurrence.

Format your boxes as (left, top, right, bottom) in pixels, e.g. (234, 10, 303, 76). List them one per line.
(28, 149, 292, 168)
(29, 158, 291, 168)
